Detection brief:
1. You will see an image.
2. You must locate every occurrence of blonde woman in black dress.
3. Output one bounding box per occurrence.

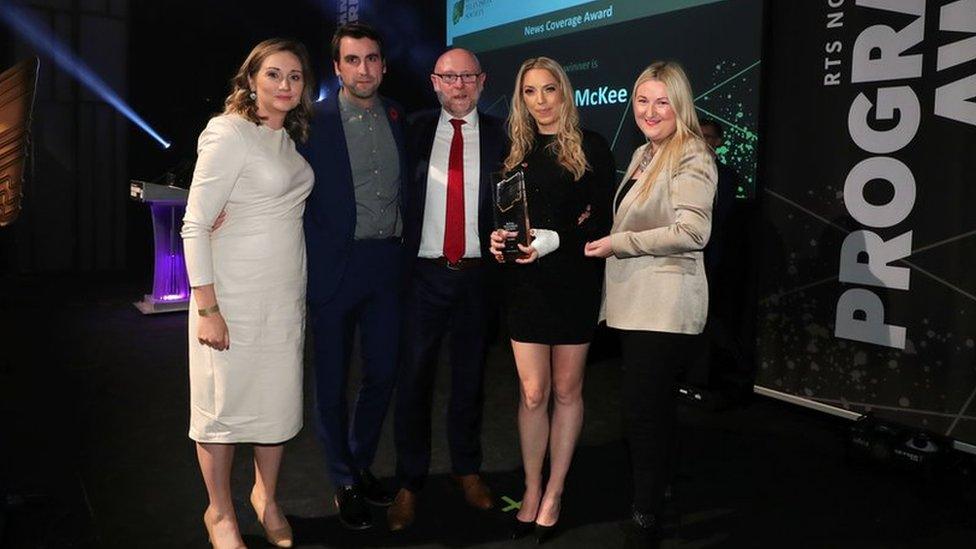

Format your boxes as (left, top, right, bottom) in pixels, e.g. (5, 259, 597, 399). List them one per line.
(489, 56, 614, 542)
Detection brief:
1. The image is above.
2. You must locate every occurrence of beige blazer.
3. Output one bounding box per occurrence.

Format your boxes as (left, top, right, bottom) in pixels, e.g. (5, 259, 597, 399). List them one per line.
(601, 139, 717, 334)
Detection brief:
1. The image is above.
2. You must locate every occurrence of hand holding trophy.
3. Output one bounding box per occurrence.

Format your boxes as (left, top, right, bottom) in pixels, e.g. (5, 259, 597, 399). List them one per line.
(491, 170, 531, 263)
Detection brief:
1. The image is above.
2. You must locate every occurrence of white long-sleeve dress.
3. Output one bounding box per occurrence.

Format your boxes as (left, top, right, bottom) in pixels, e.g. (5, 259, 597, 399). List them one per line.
(181, 113, 314, 443)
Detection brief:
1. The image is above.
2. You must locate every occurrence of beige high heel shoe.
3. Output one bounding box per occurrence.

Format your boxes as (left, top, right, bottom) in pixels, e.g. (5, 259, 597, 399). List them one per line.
(250, 489, 294, 548)
(203, 507, 247, 549)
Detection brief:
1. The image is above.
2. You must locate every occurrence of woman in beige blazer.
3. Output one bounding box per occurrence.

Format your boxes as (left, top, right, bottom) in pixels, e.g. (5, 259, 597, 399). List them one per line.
(585, 61, 717, 543)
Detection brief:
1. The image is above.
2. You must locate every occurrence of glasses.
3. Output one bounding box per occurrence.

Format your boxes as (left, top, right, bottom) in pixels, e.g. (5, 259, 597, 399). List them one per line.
(433, 72, 482, 84)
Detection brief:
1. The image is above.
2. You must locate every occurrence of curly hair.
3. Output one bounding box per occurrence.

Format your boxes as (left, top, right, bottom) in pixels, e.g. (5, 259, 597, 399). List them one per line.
(503, 57, 588, 181)
(222, 38, 315, 143)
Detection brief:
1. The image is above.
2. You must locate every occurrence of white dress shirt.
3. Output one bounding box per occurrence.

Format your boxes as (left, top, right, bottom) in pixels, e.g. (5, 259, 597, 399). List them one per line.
(418, 108, 482, 258)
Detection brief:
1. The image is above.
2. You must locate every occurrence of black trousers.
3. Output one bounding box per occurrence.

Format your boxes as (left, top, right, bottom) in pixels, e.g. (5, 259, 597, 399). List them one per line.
(394, 259, 489, 491)
(619, 329, 701, 514)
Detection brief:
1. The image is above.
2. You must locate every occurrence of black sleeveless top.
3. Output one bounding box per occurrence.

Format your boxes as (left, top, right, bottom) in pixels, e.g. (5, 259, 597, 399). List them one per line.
(615, 178, 637, 213)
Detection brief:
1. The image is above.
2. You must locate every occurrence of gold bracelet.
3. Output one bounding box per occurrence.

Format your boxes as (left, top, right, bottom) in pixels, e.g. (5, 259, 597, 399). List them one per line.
(198, 304, 220, 317)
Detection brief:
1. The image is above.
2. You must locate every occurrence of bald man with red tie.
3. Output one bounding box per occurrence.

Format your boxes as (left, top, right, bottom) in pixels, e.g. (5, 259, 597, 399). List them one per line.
(389, 47, 506, 531)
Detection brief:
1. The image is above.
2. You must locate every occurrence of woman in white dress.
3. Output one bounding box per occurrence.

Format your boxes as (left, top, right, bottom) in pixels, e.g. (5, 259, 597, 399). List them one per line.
(181, 38, 315, 549)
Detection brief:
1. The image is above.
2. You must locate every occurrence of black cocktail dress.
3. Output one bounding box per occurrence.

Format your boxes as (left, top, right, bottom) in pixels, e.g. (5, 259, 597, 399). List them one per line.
(502, 130, 615, 344)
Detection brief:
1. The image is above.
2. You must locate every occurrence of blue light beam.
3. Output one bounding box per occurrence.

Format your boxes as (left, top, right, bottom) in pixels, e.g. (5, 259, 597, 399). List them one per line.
(317, 81, 330, 103)
(0, 4, 172, 149)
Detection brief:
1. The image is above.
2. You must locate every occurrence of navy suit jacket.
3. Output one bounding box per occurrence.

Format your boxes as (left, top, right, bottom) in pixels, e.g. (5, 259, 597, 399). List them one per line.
(402, 109, 506, 270)
(302, 91, 409, 305)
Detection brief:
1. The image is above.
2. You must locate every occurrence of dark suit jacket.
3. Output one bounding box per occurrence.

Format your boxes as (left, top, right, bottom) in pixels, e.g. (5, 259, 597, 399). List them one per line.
(302, 92, 409, 305)
(402, 109, 506, 270)
(704, 161, 742, 275)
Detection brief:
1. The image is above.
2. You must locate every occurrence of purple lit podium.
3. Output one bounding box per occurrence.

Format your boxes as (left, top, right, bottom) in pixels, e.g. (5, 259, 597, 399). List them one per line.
(130, 180, 190, 314)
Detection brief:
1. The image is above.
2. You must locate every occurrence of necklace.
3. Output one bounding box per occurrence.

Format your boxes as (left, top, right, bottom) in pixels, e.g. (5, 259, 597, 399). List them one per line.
(638, 147, 655, 172)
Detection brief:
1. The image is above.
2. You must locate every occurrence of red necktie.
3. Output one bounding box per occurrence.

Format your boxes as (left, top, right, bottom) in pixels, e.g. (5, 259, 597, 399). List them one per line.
(444, 118, 466, 263)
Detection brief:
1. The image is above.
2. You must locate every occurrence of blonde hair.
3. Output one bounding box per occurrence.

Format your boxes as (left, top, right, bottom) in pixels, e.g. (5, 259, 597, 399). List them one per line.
(503, 57, 588, 181)
(222, 38, 315, 143)
(631, 61, 707, 201)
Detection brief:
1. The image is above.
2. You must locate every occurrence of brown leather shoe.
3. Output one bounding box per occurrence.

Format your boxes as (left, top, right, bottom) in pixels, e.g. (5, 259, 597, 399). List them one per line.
(454, 474, 494, 510)
(386, 489, 416, 532)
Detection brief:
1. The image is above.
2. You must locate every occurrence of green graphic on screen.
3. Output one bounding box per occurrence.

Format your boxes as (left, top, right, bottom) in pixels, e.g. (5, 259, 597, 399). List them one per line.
(697, 59, 762, 197)
(447, 0, 763, 199)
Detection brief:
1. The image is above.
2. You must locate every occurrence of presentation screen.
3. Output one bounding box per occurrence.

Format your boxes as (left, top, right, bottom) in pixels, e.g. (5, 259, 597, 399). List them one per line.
(448, 0, 763, 198)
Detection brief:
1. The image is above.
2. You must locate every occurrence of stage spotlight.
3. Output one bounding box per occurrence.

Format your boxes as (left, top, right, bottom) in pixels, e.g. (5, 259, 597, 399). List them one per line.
(317, 78, 342, 103)
(848, 415, 951, 475)
(0, 4, 171, 149)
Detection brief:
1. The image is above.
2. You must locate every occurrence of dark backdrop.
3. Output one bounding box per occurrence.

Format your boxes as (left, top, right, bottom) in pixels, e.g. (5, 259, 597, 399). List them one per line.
(755, 0, 976, 445)
(1, 0, 447, 277)
(126, 0, 447, 279)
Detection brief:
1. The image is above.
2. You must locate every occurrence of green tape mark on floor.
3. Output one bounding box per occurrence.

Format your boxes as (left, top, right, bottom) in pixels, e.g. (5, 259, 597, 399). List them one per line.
(500, 496, 521, 513)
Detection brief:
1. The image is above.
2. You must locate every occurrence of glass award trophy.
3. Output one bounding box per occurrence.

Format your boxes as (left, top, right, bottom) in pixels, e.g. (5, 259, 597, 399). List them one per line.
(493, 170, 530, 260)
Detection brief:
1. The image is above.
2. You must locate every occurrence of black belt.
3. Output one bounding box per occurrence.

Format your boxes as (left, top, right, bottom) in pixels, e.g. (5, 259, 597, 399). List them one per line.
(422, 257, 483, 270)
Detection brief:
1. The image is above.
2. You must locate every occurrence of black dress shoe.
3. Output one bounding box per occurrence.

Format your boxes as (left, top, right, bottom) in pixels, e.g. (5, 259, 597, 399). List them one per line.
(623, 510, 661, 548)
(509, 515, 534, 540)
(357, 469, 395, 507)
(334, 485, 372, 530)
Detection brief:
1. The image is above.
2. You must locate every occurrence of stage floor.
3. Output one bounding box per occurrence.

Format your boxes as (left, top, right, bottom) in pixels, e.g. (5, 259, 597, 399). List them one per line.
(2, 274, 975, 548)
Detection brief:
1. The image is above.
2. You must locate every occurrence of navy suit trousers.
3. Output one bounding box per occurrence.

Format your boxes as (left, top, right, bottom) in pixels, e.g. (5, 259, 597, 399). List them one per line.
(394, 259, 488, 490)
(309, 238, 401, 487)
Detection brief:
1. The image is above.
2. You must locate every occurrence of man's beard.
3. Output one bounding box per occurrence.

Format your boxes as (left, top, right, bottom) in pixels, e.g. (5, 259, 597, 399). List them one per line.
(346, 81, 378, 100)
(437, 91, 474, 117)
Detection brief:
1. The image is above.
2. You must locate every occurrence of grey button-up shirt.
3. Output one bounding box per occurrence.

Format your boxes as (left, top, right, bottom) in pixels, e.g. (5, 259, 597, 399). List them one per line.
(338, 91, 402, 240)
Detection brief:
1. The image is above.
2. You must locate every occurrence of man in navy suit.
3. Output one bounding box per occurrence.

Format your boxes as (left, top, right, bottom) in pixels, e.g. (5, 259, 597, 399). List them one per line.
(386, 48, 506, 531)
(302, 22, 407, 530)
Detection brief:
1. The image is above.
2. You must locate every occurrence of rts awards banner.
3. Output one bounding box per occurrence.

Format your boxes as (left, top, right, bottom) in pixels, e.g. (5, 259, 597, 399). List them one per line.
(757, 0, 976, 445)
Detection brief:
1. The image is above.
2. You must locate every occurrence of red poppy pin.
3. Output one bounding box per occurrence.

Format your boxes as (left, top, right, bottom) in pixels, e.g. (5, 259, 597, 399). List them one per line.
(388, 107, 400, 122)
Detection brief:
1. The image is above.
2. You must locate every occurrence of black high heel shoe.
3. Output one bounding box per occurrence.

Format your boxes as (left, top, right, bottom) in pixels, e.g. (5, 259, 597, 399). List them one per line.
(534, 522, 558, 545)
(534, 495, 562, 544)
(512, 489, 542, 539)
(509, 515, 535, 540)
